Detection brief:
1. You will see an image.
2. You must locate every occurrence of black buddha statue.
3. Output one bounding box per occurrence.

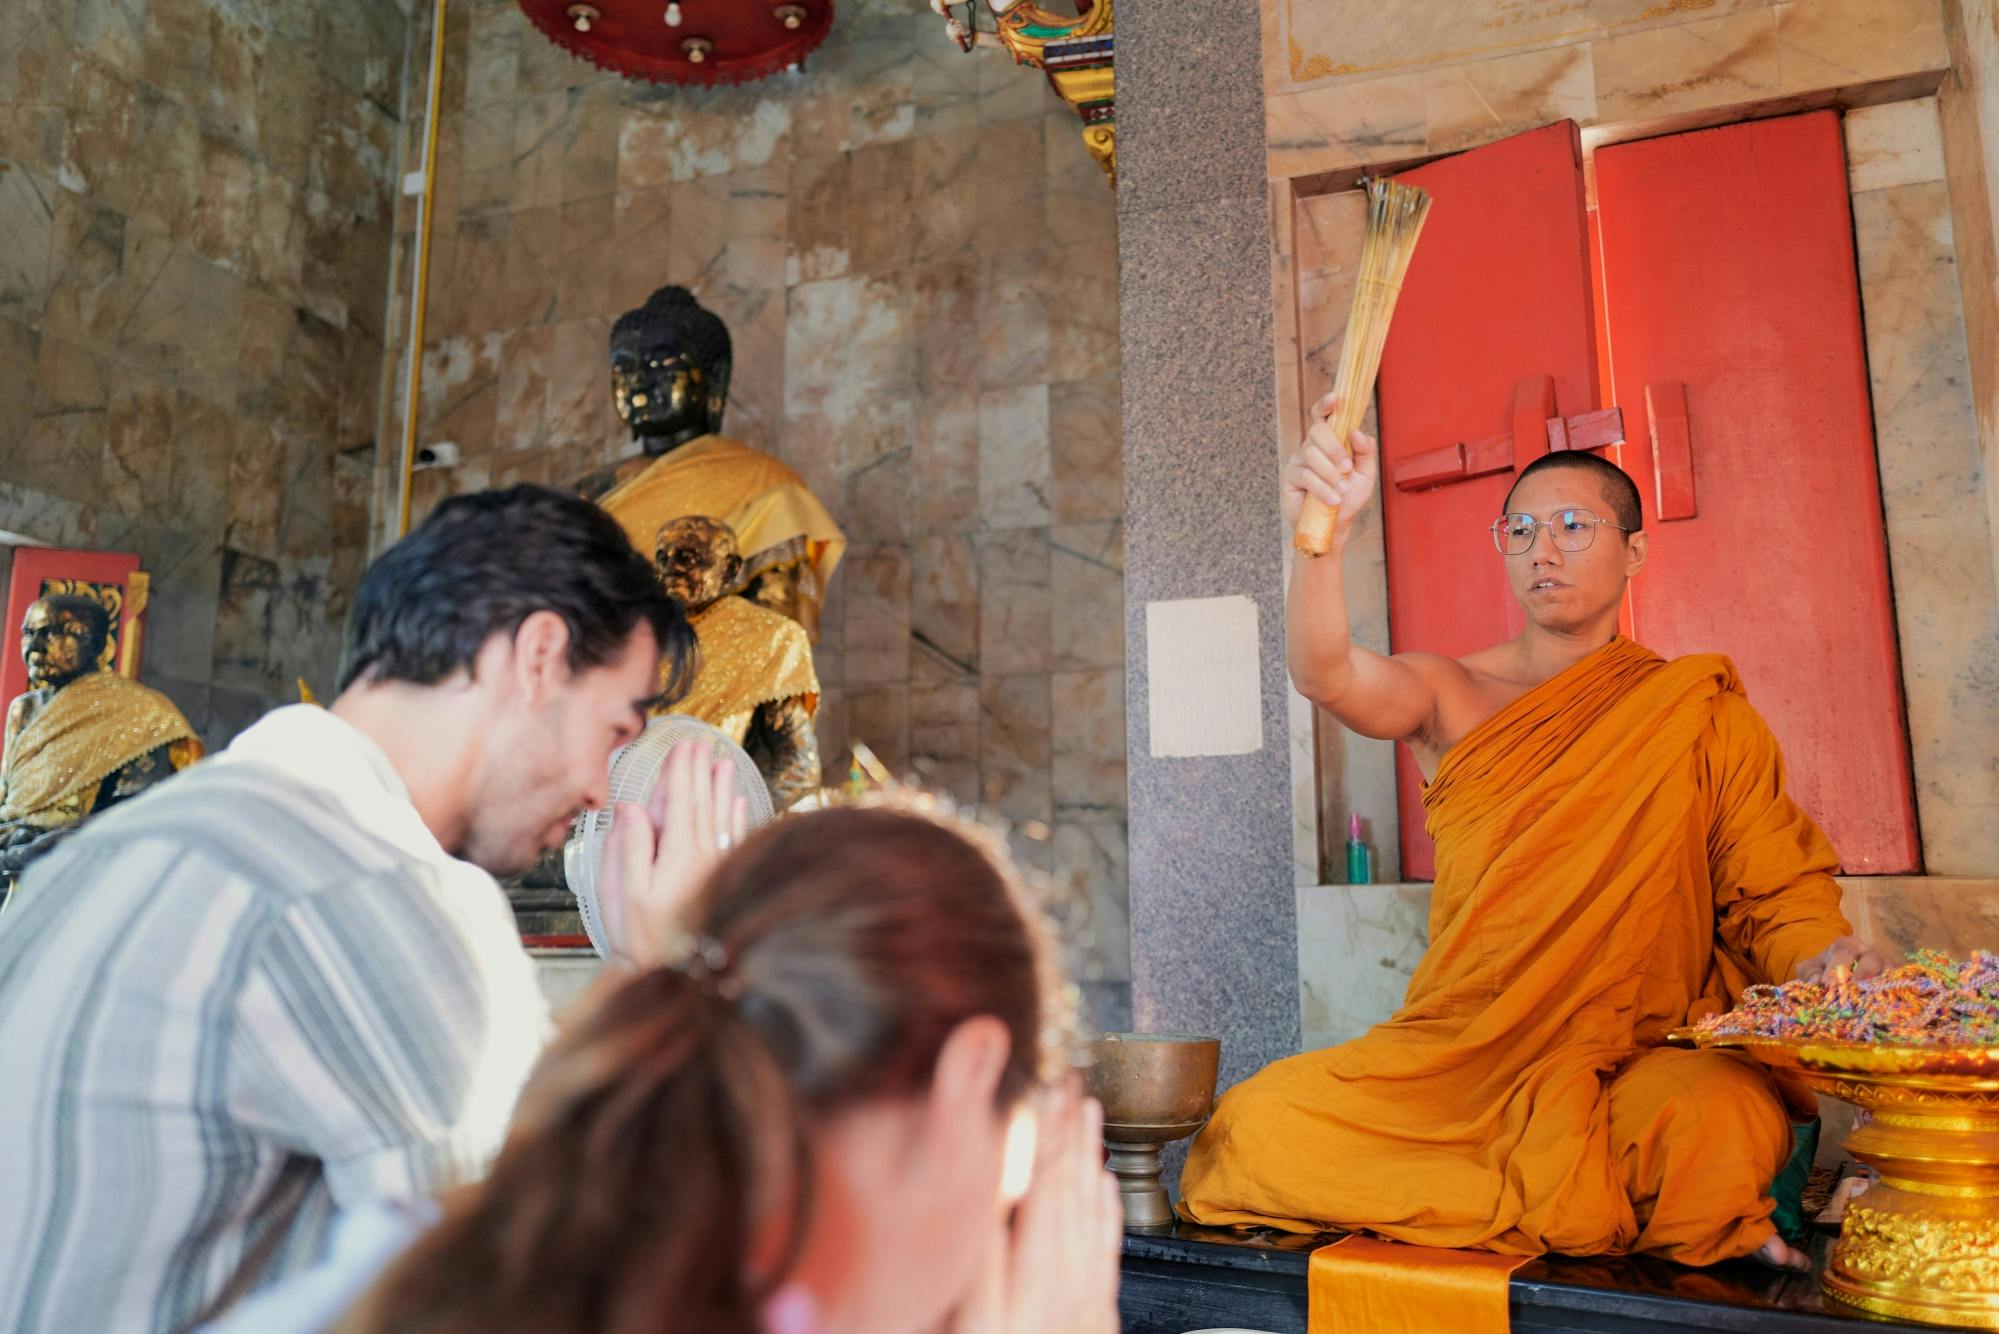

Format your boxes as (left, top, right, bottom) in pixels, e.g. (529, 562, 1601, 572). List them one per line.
(586, 283, 845, 646)
(614, 285, 733, 455)
(514, 287, 848, 910)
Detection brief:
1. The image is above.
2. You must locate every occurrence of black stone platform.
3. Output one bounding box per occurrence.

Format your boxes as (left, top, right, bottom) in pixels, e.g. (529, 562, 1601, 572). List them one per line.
(1120, 1223, 1941, 1333)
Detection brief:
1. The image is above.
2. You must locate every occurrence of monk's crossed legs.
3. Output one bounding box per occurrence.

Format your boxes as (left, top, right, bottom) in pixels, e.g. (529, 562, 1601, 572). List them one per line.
(1608, 1048, 1796, 1266)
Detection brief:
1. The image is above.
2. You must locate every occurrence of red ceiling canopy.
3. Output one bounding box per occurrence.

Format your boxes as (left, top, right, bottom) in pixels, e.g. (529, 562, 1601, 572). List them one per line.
(516, 0, 834, 85)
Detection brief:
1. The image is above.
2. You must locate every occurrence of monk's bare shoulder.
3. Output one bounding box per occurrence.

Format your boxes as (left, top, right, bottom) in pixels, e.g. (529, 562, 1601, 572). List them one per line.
(1421, 643, 1542, 759)
(1386, 651, 1482, 758)
(1395, 650, 1480, 692)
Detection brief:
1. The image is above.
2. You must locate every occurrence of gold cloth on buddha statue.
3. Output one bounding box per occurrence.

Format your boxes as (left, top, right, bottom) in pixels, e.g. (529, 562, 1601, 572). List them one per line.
(1, 673, 200, 828)
(598, 435, 845, 638)
(670, 596, 819, 745)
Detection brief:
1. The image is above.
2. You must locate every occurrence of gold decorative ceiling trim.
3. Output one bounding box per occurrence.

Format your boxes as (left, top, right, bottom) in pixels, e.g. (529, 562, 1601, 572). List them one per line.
(993, 0, 1112, 69)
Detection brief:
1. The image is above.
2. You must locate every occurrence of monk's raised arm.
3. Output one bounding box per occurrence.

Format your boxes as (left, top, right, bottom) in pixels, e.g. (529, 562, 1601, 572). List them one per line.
(1286, 553, 1443, 741)
(1282, 397, 1446, 744)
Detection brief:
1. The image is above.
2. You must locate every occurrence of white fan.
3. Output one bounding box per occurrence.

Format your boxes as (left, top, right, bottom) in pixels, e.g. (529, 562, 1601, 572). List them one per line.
(564, 714, 776, 957)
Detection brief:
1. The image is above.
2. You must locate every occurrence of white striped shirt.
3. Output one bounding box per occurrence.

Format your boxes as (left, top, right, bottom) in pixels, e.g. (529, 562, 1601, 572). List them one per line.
(0, 705, 550, 1333)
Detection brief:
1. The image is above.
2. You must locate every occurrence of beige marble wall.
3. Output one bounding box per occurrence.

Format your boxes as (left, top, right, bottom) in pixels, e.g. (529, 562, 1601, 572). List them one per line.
(1265, 0, 1950, 182)
(380, 1, 1128, 1024)
(1300, 878, 1999, 1049)
(1939, 0, 1999, 652)
(1846, 98, 1999, 874)
(0, 0, 405, 743)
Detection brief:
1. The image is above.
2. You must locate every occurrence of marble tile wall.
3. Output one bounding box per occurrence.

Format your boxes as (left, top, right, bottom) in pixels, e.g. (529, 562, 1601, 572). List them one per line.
(380, 1, 1128, 1026)
(1846, 98, 1999, 874)
(1939, 0, 1999, 669)
(1300, 878, 1999, 1050)
(0, 0, 406, 744)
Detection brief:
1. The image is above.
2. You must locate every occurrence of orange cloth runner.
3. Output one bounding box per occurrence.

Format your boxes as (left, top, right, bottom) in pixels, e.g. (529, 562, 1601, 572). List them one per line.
(1309, 1237, 1529, 1334)
(1182, 638, 1850, 1264)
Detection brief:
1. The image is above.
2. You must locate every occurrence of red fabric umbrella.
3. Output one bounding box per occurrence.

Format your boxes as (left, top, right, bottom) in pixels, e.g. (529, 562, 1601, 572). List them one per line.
(516, 0, 834, 85)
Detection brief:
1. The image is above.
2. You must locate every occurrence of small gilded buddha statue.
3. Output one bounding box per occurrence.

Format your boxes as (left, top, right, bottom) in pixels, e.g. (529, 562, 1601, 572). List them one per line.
(581, 285, 845, 644)
(0, 595, 202, 888)
(654, 516, 821, 810)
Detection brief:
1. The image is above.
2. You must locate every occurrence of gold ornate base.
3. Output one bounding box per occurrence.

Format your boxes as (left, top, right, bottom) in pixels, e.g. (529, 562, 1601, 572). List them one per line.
(1803, 1061, 1999, 1327)
(1081, 123, 1116, 187)
(1821, 1182, 1999, 1328)
(1668, 1028, 1999, 1328)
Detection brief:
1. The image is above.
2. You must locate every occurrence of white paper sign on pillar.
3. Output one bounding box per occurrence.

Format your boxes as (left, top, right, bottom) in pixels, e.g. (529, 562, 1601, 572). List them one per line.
(1145, 594, 1263, 758)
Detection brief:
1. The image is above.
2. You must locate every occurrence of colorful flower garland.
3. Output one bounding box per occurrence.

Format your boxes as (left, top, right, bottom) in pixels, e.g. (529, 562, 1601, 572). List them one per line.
(1698, 950, 1999, 1046)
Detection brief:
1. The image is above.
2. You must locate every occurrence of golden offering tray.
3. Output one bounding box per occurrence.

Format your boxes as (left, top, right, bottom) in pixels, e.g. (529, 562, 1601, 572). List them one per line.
(1668, 1027, 1999, 1328)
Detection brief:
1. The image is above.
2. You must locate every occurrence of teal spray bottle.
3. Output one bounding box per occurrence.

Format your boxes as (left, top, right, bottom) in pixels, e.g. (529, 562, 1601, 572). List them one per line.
(1345, 814, 1373, 885)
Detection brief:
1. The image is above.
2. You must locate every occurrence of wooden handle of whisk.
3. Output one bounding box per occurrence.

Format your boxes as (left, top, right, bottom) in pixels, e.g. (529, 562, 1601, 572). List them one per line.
(1291, 395, 1366, 556)
(1294, 497, 1339, 555)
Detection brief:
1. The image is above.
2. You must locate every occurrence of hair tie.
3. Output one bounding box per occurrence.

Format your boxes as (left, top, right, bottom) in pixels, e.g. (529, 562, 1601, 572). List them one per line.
(674, 935, 740, 1001)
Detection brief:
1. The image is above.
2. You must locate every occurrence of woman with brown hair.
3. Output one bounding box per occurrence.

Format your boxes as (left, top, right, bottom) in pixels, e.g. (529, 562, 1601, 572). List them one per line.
(340, 801, 1121, 1334)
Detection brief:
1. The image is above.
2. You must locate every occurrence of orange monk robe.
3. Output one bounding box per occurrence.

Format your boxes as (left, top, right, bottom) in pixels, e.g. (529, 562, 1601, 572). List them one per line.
(1179, 637, 1849, 1265)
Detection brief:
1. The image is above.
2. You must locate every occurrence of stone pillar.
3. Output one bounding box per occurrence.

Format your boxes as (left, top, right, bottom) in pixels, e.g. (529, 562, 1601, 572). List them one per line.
(1118, 0, 1298, 1093)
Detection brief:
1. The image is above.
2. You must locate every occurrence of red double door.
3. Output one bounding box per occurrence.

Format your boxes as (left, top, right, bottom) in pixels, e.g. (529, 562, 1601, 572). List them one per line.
(1373, 112, 1917, 879)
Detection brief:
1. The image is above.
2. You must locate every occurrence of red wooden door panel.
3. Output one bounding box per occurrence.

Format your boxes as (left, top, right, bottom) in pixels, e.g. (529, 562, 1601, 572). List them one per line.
(1595, 110, 1918, 873)
(1376, 120, 1601, 880)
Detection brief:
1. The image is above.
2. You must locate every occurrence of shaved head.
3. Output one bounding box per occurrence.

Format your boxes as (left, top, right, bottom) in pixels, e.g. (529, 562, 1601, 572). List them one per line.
(1504, 452, 1643, 532)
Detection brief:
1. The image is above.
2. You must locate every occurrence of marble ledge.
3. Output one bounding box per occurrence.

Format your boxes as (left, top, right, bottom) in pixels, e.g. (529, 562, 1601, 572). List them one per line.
(1298, 877, 1999, 1051)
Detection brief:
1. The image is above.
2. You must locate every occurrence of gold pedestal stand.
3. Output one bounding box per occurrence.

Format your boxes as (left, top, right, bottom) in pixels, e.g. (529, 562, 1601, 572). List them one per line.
(1678, 1033, 1999, 1328)
(1103, 1118, 1208, 1231)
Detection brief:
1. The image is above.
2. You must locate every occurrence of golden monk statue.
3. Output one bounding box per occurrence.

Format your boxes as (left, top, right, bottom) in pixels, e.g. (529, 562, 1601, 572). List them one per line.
(580, 285, 844, 644)
(1178, 393, 1884, 1275)
(0, 595, 201, 889)
(653, 516, 820, 809)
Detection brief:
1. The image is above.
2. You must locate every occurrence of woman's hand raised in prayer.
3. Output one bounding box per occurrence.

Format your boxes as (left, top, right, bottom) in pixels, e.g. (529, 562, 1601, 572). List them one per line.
(596, 739, 748, 969)
(1283, 392, 1380, 545)
(1794, 934, 1889, 985)
(949, 1078, 1123, 1334)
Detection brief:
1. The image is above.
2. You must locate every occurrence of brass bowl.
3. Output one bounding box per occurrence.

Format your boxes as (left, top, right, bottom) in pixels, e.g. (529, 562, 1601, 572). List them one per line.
(1086, 1031, 1222, 1125)
(1673, 1028, 1999, 1328)
(1084, 1033, 1221, 1232)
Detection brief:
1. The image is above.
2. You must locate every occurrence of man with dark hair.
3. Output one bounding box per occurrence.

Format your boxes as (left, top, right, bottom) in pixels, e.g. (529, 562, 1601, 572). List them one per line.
(0, 486, 743, 1332)
(1180, 396, 1882, 1274)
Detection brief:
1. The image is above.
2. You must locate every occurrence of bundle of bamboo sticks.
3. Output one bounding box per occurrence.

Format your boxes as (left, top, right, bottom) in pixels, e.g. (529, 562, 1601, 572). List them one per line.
(1293, 177, 1433, 556)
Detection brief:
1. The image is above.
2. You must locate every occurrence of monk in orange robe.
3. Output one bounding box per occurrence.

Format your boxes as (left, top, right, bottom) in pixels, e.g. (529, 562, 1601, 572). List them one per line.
(1178, 394, 1886, 1271)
